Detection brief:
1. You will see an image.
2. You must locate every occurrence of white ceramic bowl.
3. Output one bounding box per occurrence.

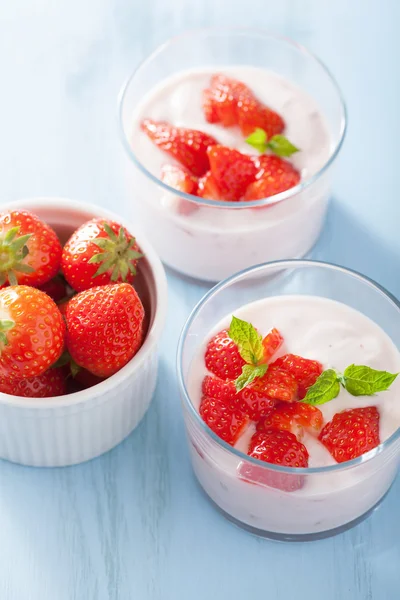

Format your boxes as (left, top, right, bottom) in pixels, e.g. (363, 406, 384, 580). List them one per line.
(0, 198, 167, 467)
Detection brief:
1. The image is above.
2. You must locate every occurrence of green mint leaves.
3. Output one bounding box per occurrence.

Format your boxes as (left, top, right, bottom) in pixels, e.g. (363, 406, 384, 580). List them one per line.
(303, 365, 398, 405)
(228, 316, 267, 392)
(235, 363, 268, 393)
(342, 365, 398, 396)
(302, 369, 341, 406)
(228, 316, 264, 365)
(245, 128, 299, 157)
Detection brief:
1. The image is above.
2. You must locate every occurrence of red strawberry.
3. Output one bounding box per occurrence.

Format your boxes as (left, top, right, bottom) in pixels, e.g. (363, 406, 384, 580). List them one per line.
(207, 145, 257, 201)
(160, 164, 199, 216)
(270, 354, 323, 399)
(244, 155, 300, 201)
(0, 286, 65, 380)
(204, 329, 245, 380)
(65, 283, 145, 378)
(239, 429, 308, 492)
(0, 367, 66, 398)
(262, 328, 284, 363)
(239, 368, 297, 420)
(141, 119, 217, 177)
(242, 367, 297, 409)
(199, 394, 249, 445)
(258, 401, 323, 439)
(39, 275, 68, 303)
(0, 210, 62, 287)
(197, 171, 223, 201)
(61, 219, 142, 293)
(203, 74, 251, 126)
(202, 375, 237, 402)
(318, 407, 380, 463)
(237, 96, 285, 138)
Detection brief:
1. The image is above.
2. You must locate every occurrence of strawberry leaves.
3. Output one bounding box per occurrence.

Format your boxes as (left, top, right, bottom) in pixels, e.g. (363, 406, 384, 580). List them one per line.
(0, 226, 34, 286)
(245, 128, 299, 157)
(302, 365, 398, 405)
(89, 223, 143, 282)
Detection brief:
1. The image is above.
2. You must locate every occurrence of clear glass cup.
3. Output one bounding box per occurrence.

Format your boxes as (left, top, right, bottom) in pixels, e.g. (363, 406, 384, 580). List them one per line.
(118, 29, 347, 282)
(177, 260, 400, 541)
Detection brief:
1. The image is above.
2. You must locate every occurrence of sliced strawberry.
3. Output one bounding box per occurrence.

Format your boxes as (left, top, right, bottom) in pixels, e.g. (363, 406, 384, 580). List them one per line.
(258, 401, 323, 439)
(204, 329, 245, 380)
(203, 74, 250, 126)
(207, 145, 257, 201)
(160, 164, 199, 216)
(237, 96, 285, 138)
(141, 119, 217, 177)
(262, 328, 284, 363)
(197, 171, 223, 201)
(239, 429, 308, 492)
(318, 407, 380, 463)
(270, 354, 323, 399)
(244, 155, 300, 201)
(199, 395, 249, 445)
(239, 368, 297, 420)
(202, 375, 237, 403)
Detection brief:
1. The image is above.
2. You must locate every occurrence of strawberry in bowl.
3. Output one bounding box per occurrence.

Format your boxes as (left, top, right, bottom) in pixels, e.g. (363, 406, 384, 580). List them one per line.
(178, 261, 400, 540)
(119, 30, 346, 281)
(0, 198, 167, 467)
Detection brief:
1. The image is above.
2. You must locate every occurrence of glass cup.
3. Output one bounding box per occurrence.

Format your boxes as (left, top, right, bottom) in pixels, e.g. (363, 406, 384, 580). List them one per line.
(118, 29, 347, 282)
(177, 260, 400, 540)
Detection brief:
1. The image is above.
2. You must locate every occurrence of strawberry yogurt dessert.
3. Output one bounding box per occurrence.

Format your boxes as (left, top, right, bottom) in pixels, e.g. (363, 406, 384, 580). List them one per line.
(178, 261, 400, 540)
(119, 30, 346, 281)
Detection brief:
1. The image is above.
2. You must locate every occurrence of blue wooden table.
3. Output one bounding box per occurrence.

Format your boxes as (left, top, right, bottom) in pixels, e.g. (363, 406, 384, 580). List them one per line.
(0, 1, 399, 599)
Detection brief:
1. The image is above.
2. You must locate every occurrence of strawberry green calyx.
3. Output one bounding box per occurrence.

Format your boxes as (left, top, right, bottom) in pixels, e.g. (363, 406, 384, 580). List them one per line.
(302, 365, 398, 405)
(0, 319, 15, 347)
(246, 128, 299, 157)
(228, 316, 268, 392)
(0, 227, 34, 286)
(89, 223, 143, 282)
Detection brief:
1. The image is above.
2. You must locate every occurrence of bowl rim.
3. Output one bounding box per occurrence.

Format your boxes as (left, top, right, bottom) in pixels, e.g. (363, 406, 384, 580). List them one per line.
(118, 26, 347, 209)
(0, 197, 168, 409)
(176, 259, 400, 474)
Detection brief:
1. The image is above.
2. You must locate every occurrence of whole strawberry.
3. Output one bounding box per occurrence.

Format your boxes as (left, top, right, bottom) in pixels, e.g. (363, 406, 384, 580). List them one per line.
(318, 407, 380, 463)
(0, 286, 65, 379)
(0, 210, 62, 287)
(61, 219, 142, 293)
(141, 119, 217, 177)
(65, 283, 145, 377)
(0, 367, 66, 398)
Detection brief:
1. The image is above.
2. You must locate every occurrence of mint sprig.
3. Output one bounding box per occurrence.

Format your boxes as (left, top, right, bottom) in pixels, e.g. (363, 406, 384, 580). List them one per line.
(245, 128, 299, 157)
(302, 365, 398, 405)
(228, 316, 268, 392)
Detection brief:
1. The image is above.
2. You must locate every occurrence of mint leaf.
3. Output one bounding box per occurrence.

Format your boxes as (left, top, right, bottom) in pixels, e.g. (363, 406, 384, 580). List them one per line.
(228, 316, 264, 365)
(245, 128, 268, 153)
(343, 365, 398, 396)
(267, 135, 299, 157)
(302, 369, 340, 405)
(235, 363, 268, 393)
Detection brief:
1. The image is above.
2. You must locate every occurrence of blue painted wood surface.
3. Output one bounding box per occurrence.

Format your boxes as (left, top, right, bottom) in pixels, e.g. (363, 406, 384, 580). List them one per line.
(0, 1, 399, 598)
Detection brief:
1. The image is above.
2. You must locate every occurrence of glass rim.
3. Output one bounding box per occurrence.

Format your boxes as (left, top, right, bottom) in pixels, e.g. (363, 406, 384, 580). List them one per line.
(176, 259, 400, 474)
(117, 27, 348, 210)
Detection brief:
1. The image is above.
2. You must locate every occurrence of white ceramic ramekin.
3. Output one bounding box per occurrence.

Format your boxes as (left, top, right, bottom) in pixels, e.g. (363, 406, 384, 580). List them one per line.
(0, 198, 167, 467)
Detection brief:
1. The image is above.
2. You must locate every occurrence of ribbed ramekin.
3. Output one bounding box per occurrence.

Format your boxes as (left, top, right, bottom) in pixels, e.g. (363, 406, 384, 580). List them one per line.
(0, 198, 167, 467)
